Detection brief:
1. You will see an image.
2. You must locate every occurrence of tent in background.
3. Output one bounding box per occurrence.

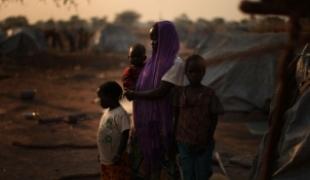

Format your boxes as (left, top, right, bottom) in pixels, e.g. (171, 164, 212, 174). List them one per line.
(0, 27, 46, 57)
(89, 24, 136, 53)
(196, 33, 287, 112)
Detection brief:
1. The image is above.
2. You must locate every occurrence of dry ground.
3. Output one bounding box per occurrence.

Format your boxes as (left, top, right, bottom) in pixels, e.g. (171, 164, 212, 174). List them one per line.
(0, 52, 262, 180)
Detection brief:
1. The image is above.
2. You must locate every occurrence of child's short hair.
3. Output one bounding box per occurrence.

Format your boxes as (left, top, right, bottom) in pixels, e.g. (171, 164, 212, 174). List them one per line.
(97, 81, 123, 100)
(185, 54, 205, 70)
(130, 43, 146, 55)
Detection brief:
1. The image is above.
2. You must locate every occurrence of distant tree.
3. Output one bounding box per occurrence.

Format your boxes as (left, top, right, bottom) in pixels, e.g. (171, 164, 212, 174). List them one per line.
(69, 15, 85, 28)
(195, 18, 213, 32)
(114, 10, 141, 27)
(45, 19, 56, 29)
(91, 16, 107, 30)
(212, 17, 225, 26)
(0, 0, 78, 6)
(175, 14, 193, 26)
(3, 16, 29, 29)
(174, 13, 193, 41)
(254, 16, 287, 32)
(240, 18, 250, 24)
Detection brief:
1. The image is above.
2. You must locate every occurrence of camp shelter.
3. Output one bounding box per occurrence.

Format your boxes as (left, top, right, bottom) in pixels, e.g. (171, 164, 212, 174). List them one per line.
(196, 32, 287, 112)
(0, 27, 46, 57)
(89, 24, 136, 53)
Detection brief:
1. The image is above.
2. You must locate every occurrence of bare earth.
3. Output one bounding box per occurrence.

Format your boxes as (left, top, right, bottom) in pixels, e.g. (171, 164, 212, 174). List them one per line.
(0, 53, 261, 180)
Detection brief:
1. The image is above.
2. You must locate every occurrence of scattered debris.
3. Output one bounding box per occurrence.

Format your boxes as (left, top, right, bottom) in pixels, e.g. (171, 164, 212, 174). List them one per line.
(67, 113, 88, 124)
(12, 141, 97, 149)
(59, 172, 100, 180)
(36, 112, 101, 125)
(214, 152, 230, 178)
(96, 72, 106, 79)
(23, 112, 40, 120)
(0, 108, 7, 116)
(73, 65, 81, 71)
(69, 74, 93, 81)
(20, 89, 37, 101)
(38, 116, 64, 124)
(246, 121, 268, 136)
(229, 156, 253, 169)
(211, 173, 230, 180)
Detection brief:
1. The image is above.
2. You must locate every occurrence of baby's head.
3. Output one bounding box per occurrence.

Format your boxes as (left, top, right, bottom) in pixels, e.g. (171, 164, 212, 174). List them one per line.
(97, 81, 123, 109)
(128, 44, 146, 67)
(185, 54, 205, 86)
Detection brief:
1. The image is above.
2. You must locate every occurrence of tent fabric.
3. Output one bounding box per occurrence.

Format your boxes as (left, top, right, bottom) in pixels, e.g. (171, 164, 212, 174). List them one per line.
(250, 88, 310, 180)
(273, 88, 310, 179)
(7, 27, 47, 48)
(196, 33, 287, 111)
(0, 28, 46, 56)
(90, 25, 136, 53)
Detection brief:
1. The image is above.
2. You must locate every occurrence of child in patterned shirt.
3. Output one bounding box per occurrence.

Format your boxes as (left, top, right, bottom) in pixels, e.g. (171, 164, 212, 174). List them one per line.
(174, 55, 223, 180)
(97, 81, 131, 180)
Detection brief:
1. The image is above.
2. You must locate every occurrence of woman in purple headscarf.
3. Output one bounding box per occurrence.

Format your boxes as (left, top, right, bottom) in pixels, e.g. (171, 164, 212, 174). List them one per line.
(126, 21, 185, 179)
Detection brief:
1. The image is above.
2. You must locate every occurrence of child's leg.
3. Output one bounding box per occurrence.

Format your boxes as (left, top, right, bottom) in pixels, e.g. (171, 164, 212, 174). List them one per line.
(195, 142, 215, 180)
(101, 164, 113, 180)
(101, 154, 130, 180)
(177, 142, 195, 180)
(111, 154, 130, 180)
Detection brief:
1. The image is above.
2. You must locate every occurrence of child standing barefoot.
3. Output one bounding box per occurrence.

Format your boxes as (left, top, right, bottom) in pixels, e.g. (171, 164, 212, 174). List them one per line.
(174, 55, 224, 180)
(97, 81, 131, 180)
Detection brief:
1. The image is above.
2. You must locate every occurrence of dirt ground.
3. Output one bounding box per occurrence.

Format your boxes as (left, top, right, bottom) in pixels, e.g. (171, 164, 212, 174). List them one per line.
(0, 52, 262, 180)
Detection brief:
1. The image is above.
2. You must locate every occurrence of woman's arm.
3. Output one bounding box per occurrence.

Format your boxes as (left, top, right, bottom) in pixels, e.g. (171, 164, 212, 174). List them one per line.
(125, 81, 174, 100)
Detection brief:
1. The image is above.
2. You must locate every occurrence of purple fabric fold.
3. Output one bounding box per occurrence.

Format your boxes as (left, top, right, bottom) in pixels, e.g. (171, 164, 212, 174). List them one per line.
(133, 21, 180, 172)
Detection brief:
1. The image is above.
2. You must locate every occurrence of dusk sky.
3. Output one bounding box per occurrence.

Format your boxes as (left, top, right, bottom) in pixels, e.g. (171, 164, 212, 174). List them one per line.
(0, 0, 247, 23)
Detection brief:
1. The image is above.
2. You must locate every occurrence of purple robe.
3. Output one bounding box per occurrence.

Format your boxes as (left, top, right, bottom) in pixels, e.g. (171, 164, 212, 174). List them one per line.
(133, 21, 180, 172)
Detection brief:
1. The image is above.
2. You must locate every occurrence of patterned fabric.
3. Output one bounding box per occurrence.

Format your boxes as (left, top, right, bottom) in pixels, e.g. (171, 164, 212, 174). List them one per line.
(174, 86, 223, 145)
(97, 106, 131, 165)
(122, 65, 144, 91)
(100, 154, 130, 180)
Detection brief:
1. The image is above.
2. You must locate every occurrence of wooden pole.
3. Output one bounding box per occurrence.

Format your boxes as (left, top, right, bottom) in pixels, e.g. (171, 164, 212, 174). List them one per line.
(258, 14, 301, 180)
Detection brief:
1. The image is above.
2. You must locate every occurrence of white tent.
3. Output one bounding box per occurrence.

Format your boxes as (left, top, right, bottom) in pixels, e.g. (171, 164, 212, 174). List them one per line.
(90, 24, 136, 53)
(197, 32, 287, 112)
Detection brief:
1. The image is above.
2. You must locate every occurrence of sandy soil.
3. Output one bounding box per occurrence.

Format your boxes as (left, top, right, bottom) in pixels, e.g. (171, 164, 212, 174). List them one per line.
(0, 52, 262, 180)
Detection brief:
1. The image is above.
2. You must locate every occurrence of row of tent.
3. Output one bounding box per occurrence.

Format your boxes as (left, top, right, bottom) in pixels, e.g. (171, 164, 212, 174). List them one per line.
(197, 32, 287, 112)
(0, 26, 299, 114)
(0, 25, 137, 56)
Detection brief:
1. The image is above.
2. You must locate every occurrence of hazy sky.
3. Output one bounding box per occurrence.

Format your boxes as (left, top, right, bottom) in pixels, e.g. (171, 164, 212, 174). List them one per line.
(0, 0, 247, 23)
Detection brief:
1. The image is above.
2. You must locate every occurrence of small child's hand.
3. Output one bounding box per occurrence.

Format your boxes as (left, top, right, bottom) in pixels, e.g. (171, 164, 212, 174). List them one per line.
(112, 154, 121, 165)
(124, 90, 135, 100)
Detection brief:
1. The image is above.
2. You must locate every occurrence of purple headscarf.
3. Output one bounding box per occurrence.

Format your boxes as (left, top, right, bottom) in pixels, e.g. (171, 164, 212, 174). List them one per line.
(134, 21, 180, 172)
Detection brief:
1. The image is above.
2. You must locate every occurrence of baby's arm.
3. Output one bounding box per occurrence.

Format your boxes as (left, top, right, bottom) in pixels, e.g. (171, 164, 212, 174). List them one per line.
(125, 81, 174, 100)
(122, 67, 134, 91)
